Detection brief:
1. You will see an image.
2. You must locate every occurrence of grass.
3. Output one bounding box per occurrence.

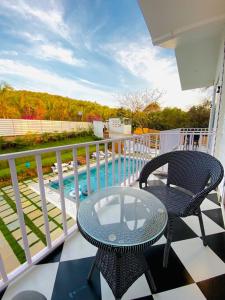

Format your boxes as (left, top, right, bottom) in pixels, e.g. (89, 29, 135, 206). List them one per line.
(0, 217, 26, 264)
(0, 181, 72, 266)
(2, 191, 47, 246)
(20, 186, 63, 230)
(0, 135, 102, 184)
(0, 135, 98, 155)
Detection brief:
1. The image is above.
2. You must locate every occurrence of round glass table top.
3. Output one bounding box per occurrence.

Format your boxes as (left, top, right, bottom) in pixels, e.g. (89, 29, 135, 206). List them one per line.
(77, 187, 168, 248)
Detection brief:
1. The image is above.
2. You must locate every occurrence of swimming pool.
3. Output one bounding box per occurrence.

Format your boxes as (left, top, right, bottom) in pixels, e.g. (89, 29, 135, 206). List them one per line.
(49, 157, 138, 201)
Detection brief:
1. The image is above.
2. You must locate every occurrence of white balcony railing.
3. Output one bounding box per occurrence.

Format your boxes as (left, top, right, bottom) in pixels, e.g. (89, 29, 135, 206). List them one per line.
(0, 130, 215, 291)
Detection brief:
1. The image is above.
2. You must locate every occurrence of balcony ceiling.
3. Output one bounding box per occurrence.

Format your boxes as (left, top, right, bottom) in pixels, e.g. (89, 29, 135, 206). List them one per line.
(138, 0, 225, 89)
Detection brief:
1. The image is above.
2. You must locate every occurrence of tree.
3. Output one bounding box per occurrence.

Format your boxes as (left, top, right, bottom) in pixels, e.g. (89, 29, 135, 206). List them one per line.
(118, 88, 163, 112)
(85, 112, 102, 122)
(117, 89, 163, 129)
(187, 100, 210, 128)
(0, 82, 18, 118)
(144, 101, 161, 113)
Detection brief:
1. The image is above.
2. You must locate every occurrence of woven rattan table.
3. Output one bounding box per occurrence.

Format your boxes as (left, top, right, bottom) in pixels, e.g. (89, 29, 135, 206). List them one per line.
(77, 187, 168, 299)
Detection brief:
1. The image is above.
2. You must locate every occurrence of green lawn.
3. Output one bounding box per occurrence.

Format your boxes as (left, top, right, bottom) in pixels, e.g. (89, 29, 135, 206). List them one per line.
(0, 135, 102, 184)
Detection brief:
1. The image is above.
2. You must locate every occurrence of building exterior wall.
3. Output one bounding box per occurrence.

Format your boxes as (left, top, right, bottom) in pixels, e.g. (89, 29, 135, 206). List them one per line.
(212, 31, 225, 201)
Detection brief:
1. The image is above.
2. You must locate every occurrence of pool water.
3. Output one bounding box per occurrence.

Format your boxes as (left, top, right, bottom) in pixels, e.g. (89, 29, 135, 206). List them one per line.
(49, 157, 138, 201)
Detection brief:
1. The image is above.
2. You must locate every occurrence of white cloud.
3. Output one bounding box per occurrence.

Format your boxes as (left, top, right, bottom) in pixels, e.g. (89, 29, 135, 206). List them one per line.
(0, 59, 114, 105)
(104, 40, 207, 109)
(0, 0, 70, 40)
(20, 32, 46, 42)
(0, 50, 18, 56)
(37, 43, 86, 66)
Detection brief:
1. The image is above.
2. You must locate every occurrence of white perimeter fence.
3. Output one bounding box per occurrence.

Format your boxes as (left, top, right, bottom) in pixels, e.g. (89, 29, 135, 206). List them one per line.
(0, 119, 92, 136)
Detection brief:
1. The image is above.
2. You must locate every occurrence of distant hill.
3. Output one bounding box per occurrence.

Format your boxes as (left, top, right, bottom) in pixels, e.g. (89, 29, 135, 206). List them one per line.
(0, 87, 122, 121)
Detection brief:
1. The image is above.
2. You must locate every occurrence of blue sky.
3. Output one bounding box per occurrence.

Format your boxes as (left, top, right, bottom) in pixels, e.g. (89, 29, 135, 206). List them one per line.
(0, 0, 205, 109)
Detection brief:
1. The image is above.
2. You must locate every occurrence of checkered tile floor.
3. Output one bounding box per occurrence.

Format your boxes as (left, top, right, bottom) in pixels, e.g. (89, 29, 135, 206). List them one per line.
(1, 177, 225, 300)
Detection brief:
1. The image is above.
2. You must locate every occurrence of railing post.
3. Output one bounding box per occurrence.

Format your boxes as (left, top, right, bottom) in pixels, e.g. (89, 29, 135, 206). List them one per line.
(132, 136, 136, 182)
(112, 142, 115, 185)
(8, 159, 32, 264)
(135, 137, 139, 179)
(128, 139, 131, 186)
(35, 155, 52, 249)
(105, 143, 108, 187)
(118, 140, 121, 184)
(96, 144, 100, 190)
(123, 141, 127, 186)
(0, 254, 8, 283)
(85, 146, 91, 195)
(72, 147, 80, 209)
(56, 151, 68, 236)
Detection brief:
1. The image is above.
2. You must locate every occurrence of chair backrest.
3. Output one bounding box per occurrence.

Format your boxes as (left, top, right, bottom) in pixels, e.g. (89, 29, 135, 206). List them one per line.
(167, 151, 224, 195)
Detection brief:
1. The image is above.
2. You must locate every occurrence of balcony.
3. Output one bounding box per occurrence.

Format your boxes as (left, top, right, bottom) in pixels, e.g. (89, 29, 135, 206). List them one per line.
(0, 129, 224, 299)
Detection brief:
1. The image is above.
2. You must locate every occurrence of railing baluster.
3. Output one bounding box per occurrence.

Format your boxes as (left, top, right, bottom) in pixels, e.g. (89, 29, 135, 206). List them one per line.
(105, 143, 108, 187)
(8, 159, 32, 264)
(199, 133, 202, 151)
(140, 136, 144, 171)
(0, 253, 8, 283)
(36, 155, 52, 249)
(85, 146, 91, 195)
(147, 134, 151, 160)
(72, 147, 80, 208)
(191, 133, 194, 150)
(112, 142, 115, 185)
(132, 137, 136, 182)
(155, 134, 158, 157)
(56, 151, 68, 236)
(123, 141, 127, 186)
(136, 137, 139, 179)
(128, 139, 131, 186)
(96, 144, 100, 190)
(118, 140, 121, 184)
(144, 135, 148, 165)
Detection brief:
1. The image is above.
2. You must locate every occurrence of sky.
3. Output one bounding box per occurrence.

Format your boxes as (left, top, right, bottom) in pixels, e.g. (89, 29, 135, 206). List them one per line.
(0, 0, 208, 109)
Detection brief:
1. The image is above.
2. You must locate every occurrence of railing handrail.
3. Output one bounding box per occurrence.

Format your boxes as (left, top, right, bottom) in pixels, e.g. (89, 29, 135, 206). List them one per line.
(0, 131, 215, 161)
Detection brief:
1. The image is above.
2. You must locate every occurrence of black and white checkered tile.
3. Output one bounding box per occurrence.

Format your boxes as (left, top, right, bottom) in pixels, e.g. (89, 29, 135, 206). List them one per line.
(1, 176, 225, 300)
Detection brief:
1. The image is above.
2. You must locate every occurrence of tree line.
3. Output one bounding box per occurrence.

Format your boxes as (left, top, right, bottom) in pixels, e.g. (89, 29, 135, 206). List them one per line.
(0, 83, 210, 130)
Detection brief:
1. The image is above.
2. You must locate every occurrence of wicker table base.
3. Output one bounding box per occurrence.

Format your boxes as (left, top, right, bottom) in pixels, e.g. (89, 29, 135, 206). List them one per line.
(88, 249, 156, 299)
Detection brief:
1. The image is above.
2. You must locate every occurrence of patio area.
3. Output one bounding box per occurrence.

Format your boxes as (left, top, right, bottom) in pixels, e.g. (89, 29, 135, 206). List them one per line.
(1, 174, 225, 300)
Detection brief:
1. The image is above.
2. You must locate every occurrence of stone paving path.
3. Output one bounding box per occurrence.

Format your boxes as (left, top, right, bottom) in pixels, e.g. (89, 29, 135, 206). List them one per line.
(0, 174, 75, 278)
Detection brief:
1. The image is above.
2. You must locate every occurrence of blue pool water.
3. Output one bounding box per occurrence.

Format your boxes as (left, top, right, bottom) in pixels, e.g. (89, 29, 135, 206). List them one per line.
(49, 158, 138, 201)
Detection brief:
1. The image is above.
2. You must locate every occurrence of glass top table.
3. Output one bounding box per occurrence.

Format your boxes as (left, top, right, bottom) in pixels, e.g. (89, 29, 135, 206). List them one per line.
(77, 186, 168, 299)
(78, 186, 168, 251)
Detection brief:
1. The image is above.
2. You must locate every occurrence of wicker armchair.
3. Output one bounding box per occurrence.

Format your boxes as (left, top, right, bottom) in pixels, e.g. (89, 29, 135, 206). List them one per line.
(139, 151, 224, 267)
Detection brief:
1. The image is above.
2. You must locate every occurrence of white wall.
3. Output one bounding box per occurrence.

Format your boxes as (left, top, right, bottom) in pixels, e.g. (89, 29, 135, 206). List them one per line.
(212, 31, 225, 200)
(0, 119, 92, 136)
(93, 121, 104, 138)
(108, 118, 131, 135)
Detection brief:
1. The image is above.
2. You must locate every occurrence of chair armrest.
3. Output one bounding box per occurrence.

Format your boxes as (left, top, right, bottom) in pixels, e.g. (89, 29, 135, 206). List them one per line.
(139, 152, 170, 188)
(183, 171, 224, 216)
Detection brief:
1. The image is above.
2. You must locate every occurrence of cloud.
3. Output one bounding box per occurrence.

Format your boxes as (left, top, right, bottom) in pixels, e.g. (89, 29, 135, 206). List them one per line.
(0, 50, 18, 56)
(104, 39, 206, 109)
(19, 32, 46, 42)
(0, 59, 114, 105)
(37, 43, 86, 66)
(0, 0, 70, 40)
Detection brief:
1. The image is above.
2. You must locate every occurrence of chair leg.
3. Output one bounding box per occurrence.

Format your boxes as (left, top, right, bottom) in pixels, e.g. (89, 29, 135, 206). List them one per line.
(145, 269, 157, 293)
(198, 212, 207, 246)
(163, 218, 173, 268)
(87, 259, 96, 282)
